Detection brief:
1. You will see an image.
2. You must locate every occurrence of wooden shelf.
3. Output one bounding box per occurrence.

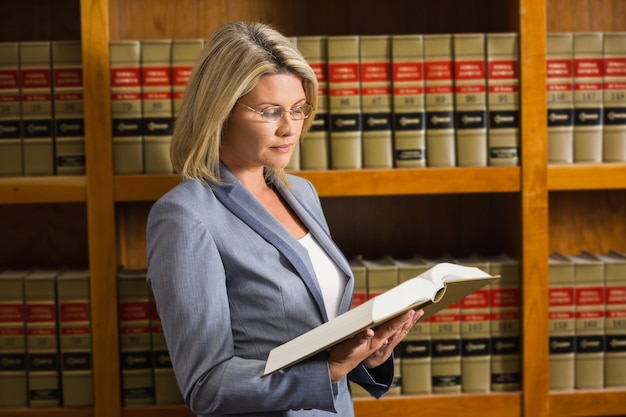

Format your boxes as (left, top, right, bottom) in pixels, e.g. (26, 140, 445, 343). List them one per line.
(549, 389, 626, 417)
(0, 409, 92, 417)
(113, 167, 520, 202)
(548, 164, 626, 190)
(0, 176, 87, 204)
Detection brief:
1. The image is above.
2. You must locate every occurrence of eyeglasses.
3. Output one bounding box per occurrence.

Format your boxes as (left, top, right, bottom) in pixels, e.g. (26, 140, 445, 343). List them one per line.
(236, 101, 313, 123)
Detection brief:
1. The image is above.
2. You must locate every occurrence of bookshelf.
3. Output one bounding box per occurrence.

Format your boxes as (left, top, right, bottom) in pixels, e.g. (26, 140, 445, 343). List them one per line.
(0, 0, 624, 417)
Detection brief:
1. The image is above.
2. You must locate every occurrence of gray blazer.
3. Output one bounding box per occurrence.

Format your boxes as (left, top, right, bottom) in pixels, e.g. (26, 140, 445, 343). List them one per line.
(146, 164, 393, 417)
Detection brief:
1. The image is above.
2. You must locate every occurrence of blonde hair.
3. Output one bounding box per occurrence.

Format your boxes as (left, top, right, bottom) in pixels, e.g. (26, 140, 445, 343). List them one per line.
(171, 21, 318, 185)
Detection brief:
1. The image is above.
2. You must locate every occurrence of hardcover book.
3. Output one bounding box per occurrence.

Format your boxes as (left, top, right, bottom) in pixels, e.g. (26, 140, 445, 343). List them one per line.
(347, 256, 370, 398)
(0, 42, 23, 177)
(24, 269, 61, 407)
(262, 263, 497, 380)
(0, 270, 28, 408)
(171, 39, 204, 119)
(423, 34, 455, 167)
(573, 32, 604, 163)
(602, 32, 626, 162)
(453, 33, 488, 167)
(20, 41, 54, 176)
(285, 36, 300, 171)
(141, 39, 173, 174)
(546, 33, 575, 164)
(391, 34, 426, 168)
(52, 40, 85, 176)
(486, 33, 520, 166)
(327, 35, 362, 169)
(360, 35, 393, 169)
(298, 36, 330, 170)
(110, 40, 143, 174)
(56, 268, 93, 407)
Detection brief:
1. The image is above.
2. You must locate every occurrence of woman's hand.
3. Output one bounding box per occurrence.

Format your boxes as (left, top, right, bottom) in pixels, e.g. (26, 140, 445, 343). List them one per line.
(327, 309, 424, 384)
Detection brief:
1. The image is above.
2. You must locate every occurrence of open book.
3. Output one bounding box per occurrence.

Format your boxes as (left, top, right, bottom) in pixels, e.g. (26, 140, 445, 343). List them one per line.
(262, 262, 497, 377)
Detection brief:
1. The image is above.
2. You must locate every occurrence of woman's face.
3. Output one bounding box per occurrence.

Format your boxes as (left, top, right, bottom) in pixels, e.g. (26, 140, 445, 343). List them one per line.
(221, 72, 306, 173)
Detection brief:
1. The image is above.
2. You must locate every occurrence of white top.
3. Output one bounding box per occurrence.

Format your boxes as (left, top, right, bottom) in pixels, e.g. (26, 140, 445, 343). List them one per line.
(299, 233, 346, 319)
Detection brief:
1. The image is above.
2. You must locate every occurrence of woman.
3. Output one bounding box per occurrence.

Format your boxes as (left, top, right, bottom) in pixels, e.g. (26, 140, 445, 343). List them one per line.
(146, 21, 421, 416)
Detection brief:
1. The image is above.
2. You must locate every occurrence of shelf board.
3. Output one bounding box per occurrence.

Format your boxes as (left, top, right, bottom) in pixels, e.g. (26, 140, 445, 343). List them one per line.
(549, 389, 626, 417)
(548, 163, 626, 190)
(0, 409, 92, 417)
(113, 167, 520, 201)
(0, 176, 87, 204)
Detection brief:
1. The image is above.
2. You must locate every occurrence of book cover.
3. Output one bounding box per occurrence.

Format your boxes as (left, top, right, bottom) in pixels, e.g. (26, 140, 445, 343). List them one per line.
(360, 35, 393, 169)
(327, 35, 362, 169)
(118, 268, 154, 406)
(391, 34, 426, 168)
(0, 270, 28, 408)
(24, 269, 60, 407)
(347, 256, 370, 398)
(596, 250, 626, 387)
(423, 34, 455, 167)
(52, 40, 85, 176)
(141, 39, 173, 174)
(56, 268, 93, 407)
(546, 33, 575, 164)
(454, 255, 490, 393)
(486, 253, 521, 391)
(548, 252, 576, 390)
(262, 262, 497, 378)
(298, 36, 330, 170)
(110, 40, 143, 174)
(573, 32, 604, 163)
(20, 41, 54, 176)
(391, 256, 432, 394)
(0, 42, 23, 177)
(453, 33, 488, 167)
(568, 252, 605, 389)
(602, 32, 626, 162)
(486, 33, 520, 166)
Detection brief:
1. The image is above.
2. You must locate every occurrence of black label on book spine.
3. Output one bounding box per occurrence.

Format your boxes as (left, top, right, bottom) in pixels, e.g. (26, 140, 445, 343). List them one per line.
(456, 110, 487, 129)
(490, 146, 519, 159)
(431, 339, 460, 358)
(425, 111, 454, 129)
(329, 113, 361, 132)
(393, 111, 425, 131)
(399, 339, 431, 359)
(111, 117, 143, 136)
(0, 353, 27, 371)
(432, 374, 461, 387)
(606, 335, 626, 353)
(489, 110, 520, 129)
(62, 352, 92, 371)
(362, 112, 392, 131)
(549, 336, 575, 354)
(22, 120, 52, 138)
(491, 336, 520, 355)
(152, 349, 172, 369)
(142, 116, 173, 135)
(395, 149, 424, 161)
(120, 350, 152, 370)
(0, 120, 22, 139)
(604, 107, 626, 126)
(576, 334, 605, 353)
(573, 108, 603, 126)
(28, 352, 58, 371)
(547, 109, 574, 127)
(491, 371, 521, 385)
(55, 118, 85, 137)
(309, 113, 328, 132)
(461, 337, 490, 356)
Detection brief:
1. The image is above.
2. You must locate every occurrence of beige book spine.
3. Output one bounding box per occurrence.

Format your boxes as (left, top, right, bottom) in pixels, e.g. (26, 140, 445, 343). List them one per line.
(0, 270, 28, 408)
(110, 40, 143, 174)
(171, 39, 204, 118)
(20, 41, 54, 176)
(453, 33, 487, 167)
(0, 42, 23, 176)
(391, 34, 426, 168)
(360, 35, 393, 169)
(57, 269, 93, 407)
(347, 257, 370, 397)
(52, 40, 85, 176)
(548, 252, 576, 390)
(602, 32, 626, 162)
(486, 33, 520, 166)
(423, 34, 455, 167)
(284, 36, 300, 171)
(141, 39, 173, 174)
(327, 35, 362, 169)
(573, 32, 604, 163)
(547, 33, 575, 163)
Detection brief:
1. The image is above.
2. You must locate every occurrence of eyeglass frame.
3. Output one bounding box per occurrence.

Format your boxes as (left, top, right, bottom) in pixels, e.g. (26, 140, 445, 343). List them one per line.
(235, 101, 314, 123)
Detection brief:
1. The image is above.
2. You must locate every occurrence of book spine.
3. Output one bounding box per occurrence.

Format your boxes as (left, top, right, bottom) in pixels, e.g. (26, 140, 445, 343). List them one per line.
(141, 39, 173, 174)
(171, 38, 204, 119)
(52, 40, 85, 176)
(110, 40, 143, 174)
(360, 35, 393, 169)
(460, 286, 491, 392)
(118, 270, 154, 406)
(391, 34, 426, 168)
(604, 256, 626, 387)
(548, 254, 576, 390)
(486, 33, 520, 166)
(430, 302, 462, 393)
(347, 257, 370, 397)
(327, 36, 362, 169)
(25, 269, 60, 407)
(283, 36, 301, 171)
(602, 32, 626, 162)
(298, 36, 330, 170)
(20, 41, 54, 176)
(423, 34, 455, 167)
(546, 33, 575, 164)
(573, 32, 604, 163)
(453, 33, 488, 167)
(0, 271, 28, 408)
(0, 42, 23, 177)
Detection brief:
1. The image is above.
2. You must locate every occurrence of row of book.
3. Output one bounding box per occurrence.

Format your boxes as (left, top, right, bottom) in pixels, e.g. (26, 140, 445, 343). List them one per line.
(547, 32, 626, 164)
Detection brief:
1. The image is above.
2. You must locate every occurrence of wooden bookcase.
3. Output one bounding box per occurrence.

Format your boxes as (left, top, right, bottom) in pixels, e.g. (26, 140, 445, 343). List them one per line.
(0, 0, 625, 416)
